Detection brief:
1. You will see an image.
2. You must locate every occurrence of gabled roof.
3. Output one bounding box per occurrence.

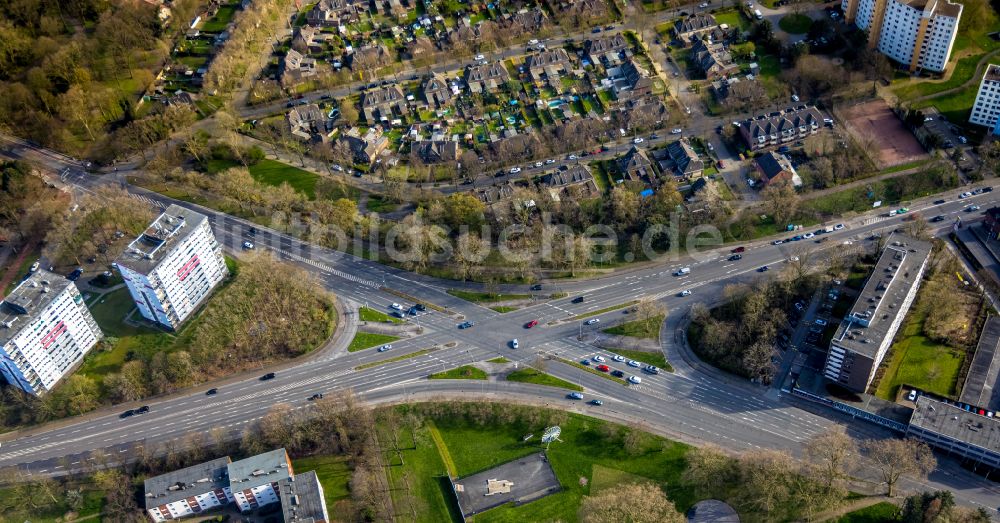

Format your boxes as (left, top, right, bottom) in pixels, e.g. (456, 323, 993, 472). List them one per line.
(741, 106, 823, 140)
(424, 74, 449, 93)
(666, 138, 703, 175)
(755, 151, 794, 181)
(543, 164, 594, 187)
(586, 34, 628, 55)
(527, 48, 572, 70)
(361, 84, 406, 107)
(465, 62, 510, 83)
(675, 12, 717, 34)
(618, 145, 652, 172)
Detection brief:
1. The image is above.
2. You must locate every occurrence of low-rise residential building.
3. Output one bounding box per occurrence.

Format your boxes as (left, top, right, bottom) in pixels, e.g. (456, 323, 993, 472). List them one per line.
(287, 104, 331, 142)
(280, 49, 317, 86)
(616, 146, 655, 182)
(341, 127, 389, 164)
(842, 0, 961, 73)
(711, 76, 767, 111)
(739, 106, 825, 150)
(663, 138, 704, 179)
(527, 48, 574, 86)
(754, 151, 802, 187)
(465, 62, 511, 93)
(144, 449, 329, 523)
(959, 315, 1000, 412)
(0, 269, 103, 395)
(307, 0, 362, 26)
(690, 38, 738, 79)
(969, 64, 1000, 134)
(608, 59, 653, 101)
(541, 164, 599, 200)
(292, 25, 325, 54)
(475, 182, 515, 205)
(504, 7, 547, 33)
(585, 33, 629, 66)
(823, 234, 932, 392)
(360, 84, 409, 122)
(674, 13, 717, 42)
(423, 73, 453, 108)
(414, 140, 459, 163)
(114, 205, 228, 331)
(907, 396, 1000, 470)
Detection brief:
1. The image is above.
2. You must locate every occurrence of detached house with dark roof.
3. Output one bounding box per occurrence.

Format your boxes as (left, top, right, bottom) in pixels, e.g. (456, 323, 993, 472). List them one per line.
(307, 0, 362, 26)
(754, 151, 802, 187)
(286, 104, 331, 142)
(674, 12, 718, 42)
(690, 38, 737, 79)
(526, 48, 574, 86)
(414, 140, 459, 163)
(608, 59, 653, 101)
(341, 127, 389, 164)
(541, 164, 599, 200)
(616, 146, 655, 182)
(423, 74, 452, 108)
(465, 62, 510, 93)
(663, 138, 704, 179)
(739, 106, 824, 150)
(360, 84, 409, 122)
(585, 33, 629, 66)
(280, 49, 317, 86)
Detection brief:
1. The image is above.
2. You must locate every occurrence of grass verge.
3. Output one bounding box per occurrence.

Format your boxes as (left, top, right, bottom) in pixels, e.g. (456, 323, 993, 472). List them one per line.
(506, 368, 584, 391)
(602, 315, 664, 339)
(347, 332, 400, 352)
(571, 301, 639, 320)
(487, 357, 510, 363)
(447, 289, 531, 302)
(612, 350, 673, 371)
(778, 13, 811, 33)
(491, 306, 518, 313)
(359, 306, 403, 324)
(429, 365, 488, 380)
(382, 287, 451, 314)
(355, 348, 437, 370)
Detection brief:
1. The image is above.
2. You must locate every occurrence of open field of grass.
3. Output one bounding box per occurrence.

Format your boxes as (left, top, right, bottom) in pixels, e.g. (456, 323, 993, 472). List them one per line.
(291, 455, 354, 520)
(359, 306, 403, 323)
(801, 167, 958, 218)
(602, 314, 664, 339)
(429, 365, 488, 380)
(715, 9, 750, 31)
(835, 501, 900, 523)
(778, 14, 811, 33)
(347, 332, 400, 352)
(505, 368, 583, 391)
(205, 159, 321, 199)
(875, 310, 964, 401)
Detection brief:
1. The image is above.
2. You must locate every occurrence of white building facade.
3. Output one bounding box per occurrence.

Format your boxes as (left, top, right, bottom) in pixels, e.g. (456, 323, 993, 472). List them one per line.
(0, 269, 103, 395)
(843, 0, 962, 72)
(969, 64, 1000, 131)
(115, 205, 227, 330)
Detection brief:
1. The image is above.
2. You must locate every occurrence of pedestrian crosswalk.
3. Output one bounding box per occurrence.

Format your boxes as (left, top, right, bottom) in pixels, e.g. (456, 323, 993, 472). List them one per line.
(277, 249, 381, 287)
(128, 193, 163, 208)
(861, 215, 889, 226)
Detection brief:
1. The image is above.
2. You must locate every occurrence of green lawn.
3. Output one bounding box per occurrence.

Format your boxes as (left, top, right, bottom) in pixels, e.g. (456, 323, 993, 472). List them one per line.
(893, 51, 985, 101)
(835, 502, 900, 523)
(613, 349, 672, 371)
(914, 87, 977, 125)
(874, 310, 964, 401)
(366, 194, 399, 213)
(201, 4, 237, 32)
(206, 159, 320, 199)
(429, 365, 488, 380)
(447, 289, 531, 303)
(292, 455, 353, 520)
(359, 306, 403, 324)
(778, 14, 812, 34)
(347, 332, 400, 352)
(602, 314, 664, 339)
(491, 306, 518, 313)
(356, 348, 436, 370)
(487, 357, 510, 363)
(715, 9, 750, 32)
(506, 368, 583, 391)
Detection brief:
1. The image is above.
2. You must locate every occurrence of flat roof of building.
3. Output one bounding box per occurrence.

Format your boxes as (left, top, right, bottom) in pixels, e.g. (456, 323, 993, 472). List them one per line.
(0, 268, 74, 347)
(985, 64, 1000, 84)
(961, 315, 1000, 411)
(453, 453, 560, 517)
(832, 233, 931, 358)
(910, 396, 1000, 455)
(227, 448, 291, 492)
(114, 204, 208, 275)
(279, 470, 327, 522)
(143, 456, 232, 509)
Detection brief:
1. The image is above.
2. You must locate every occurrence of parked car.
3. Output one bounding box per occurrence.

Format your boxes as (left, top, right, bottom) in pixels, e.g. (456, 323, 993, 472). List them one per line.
(309, 393, 324, 401)
(242, 241, 254, 249)
(671, 128, 683, 134)
(627, 375, 642, 384)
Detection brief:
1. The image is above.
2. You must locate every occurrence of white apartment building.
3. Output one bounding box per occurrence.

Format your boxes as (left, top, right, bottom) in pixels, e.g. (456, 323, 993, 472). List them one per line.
(114, 205, 227, 330)
(144, 457, 234, 522)
(969, 64, 1000, 132)
(0, 268, 103, 395)
(843, 0, 962, 72)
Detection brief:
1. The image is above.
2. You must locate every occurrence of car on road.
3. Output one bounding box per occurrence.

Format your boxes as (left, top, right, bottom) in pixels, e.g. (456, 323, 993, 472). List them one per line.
(136, 405, 150, 414)
(545, 158, 556, 164)
(803, 232, 814, 239)
(511, 339, 519, 349)
(568, 154, 578, 160)
(674, 267, 690, 276)
(120, 409, 135, 419)
(378, 344, 392, 352)
(260, 372, 276, 381)
(206, 388, 218, 396)
(572, 296, 585, 303)
(567, 392, 584, 400)
(758, 265, 769, 272)
(814, 318, 827, 326)
(415, 304, 427, 312)
(525, 320, 539, 328)
(475, 53, 485, 60)
(588, 399, 604, 406)
(931, 215, 946, 222)
(732, 246, 746, 253)
(633, 137, 644, 144)
(530, 284, 543, 291)
(593, 355, 606, 363)
(772, 240, 784, 245)
(408, 306, 419, 315)
(671, 128, 683, 134)
(309, 393, 324, 401)
(729, 254, 742, 261)
(934, 199, 946, 204)
(644, 365, 660, 374)
(627, 375, 642, 384)
(698, 1, 709, 6)
(390, 303, 403, 310)
(960, 192, 972, 199)
(611, 369, 625, 378)
(596, 364, 610, 372)
(612, 354, 625, 362)
(509, 167, 521, 174)
(968, 205, 981, 212)
(534, 161, 543, 168)
(458, 321, 475, 329)
(242, 241, 254, 249)
(834, 223, 845, 230)
(627, 360, 641, 367)
(679, 290, 692, 297)
(789, 255, 799, 262)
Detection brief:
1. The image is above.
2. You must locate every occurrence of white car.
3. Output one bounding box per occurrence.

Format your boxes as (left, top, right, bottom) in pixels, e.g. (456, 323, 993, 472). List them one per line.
(511, 339, 519, 349)
(834, 223, 845, 230)
(613, 354, 625, 362)
(627, 360, 641, 367)
(789, 256, 799, 262)
(791, 94, 800, 102)
(584, 318, 601, 325)
(242, 241, 254, 249)
(475, 54, 485, 60)
(593, 355, 606, 363)
(698, 2, 708, 7)
(959, 192, 972, 199)
(671, 128, 683, 134)
(679, 290, 692, 297)
(907, 389, 917, 401)
(390, 303, 403, 310)
(545, 159, 556, 164)
(509, 167, 522, 174)
(534, 161, 543, 167)
(684, 106, 691, 114)
(803, 232, 814, 239)
(528, 39, 539, 45)
(773, 240, 784, 245)
(633, 137, 644, 144)
(627, 375, 642, 384)
(378, 344, 392, 352)
(568, 154, 578, 160)
(332, 163, 343, 171)
(29, 261, 40, 273)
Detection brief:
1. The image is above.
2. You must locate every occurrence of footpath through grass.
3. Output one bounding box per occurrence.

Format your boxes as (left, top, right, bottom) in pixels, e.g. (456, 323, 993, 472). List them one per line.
(429, 365, 488, 380)
(602, 314, 664, 339)
(506, 367, 583, 391)
(347, 332, 400, 352)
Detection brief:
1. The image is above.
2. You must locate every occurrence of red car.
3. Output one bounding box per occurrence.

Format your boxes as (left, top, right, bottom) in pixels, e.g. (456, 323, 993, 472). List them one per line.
(525, 320, 539, 329)
(731, 246, 745, 253)
(596, 364, 610, 372)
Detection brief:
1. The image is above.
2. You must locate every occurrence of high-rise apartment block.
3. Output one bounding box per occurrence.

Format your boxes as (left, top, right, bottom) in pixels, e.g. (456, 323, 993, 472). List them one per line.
(969, 64, 1000, 133)
(0, 269, 103, 395)
(842, 0, 962, 72)
(114, 205, 227, 330)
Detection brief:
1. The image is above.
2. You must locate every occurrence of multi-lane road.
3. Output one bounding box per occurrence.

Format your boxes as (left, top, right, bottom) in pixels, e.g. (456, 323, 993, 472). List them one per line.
(2, 136, 1000, 512)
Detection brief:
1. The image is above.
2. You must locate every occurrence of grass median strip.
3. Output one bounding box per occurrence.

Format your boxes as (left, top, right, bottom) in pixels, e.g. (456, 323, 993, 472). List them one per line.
(571, 301, 639, 321)
(355, 348, 437, 370)
(491, 306, 518, 313)
(555, 357, 628, 385)
(447, 289, 531, 302)
(428, 365, 488, 380)
(487, 357, 510, 363)
(347, 332, 400, 352)
(358, 306, 403, 324)
(612, 350, 673, 372)
(506, 368, 584, 391)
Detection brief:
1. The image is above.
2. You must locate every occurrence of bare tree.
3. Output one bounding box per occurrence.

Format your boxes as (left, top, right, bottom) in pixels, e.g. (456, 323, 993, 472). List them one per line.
(863, 438, 936, 497)
(804, 426, 859, 491)
(580, 482, 684, 523)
